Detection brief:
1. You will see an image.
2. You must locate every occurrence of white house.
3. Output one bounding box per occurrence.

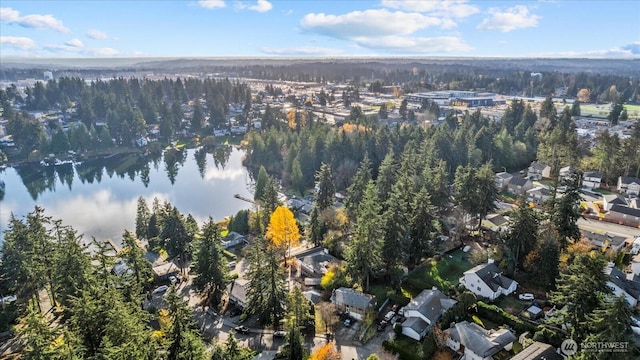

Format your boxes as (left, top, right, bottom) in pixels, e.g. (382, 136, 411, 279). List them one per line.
(507, 177, 533, 196)
(603, 194, 628, 211)
(461, 262, 517, 301)
(618, 176, 640, 196)
(495, 172, 513, 191)
(582, 171, 603, 189)
(222, 231, 248, 249)
(445, 321, 516, 360)
(401, 288, 456, 341)
(559, 165, 577, 181)
(605, 265, 640, 308)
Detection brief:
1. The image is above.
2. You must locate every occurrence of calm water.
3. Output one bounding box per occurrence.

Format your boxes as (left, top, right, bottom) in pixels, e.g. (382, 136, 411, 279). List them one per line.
(0, 147, 254, 244)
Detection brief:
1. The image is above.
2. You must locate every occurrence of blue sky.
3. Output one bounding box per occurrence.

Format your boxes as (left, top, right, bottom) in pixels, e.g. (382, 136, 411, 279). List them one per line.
(1, 0, 638, 58)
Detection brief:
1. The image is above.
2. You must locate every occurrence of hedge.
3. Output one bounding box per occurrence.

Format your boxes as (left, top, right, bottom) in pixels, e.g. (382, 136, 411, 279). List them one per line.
(382, 340, 421, 360)
(476, 301, 536, 334)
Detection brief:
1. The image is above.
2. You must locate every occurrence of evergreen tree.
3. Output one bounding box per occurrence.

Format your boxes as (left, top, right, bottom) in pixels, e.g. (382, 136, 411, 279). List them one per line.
(523, 230, 560, 290)
(165, 286, 206, 360)
(315, 162, 335, 211)
(17, 304, 58, 360)
(345, 181, 382, 291)
(505, 198, 539, 277)
(550, 173, 582, 249)
(308, 206, 325, 247)
(580, 296, 637, 360)
(408, 187, 441, 269)
(121, 230, 153, 293)
(279, 323, 306, 360)
(345, 155, 372, 220)
(549, 254, 609, 342)
(254, 165, 269, 201)
(135, 196, 150, 240)
(51, 227, 92, 312)
(245, 238, 287, 326)
(191, 218, 229, 306)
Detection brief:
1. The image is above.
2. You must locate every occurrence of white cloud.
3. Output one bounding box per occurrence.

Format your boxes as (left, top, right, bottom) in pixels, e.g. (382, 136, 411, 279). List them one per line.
(0, 7, 70, 33)
(198, 0, 226, 9)
(249, 0, 272, 13)
(354, 35, 472, 53)
(204, 167, 244, 181)
(90, 47, 119, 57)
(301, 9, 456, 40)
(477, 5, 540, 32)
(0, 36, 36, 49)
(260, 46, 343, 56)
(86, 29, 111, 40)
(65, 38, 83, 48)
(381, 0, 479, 18)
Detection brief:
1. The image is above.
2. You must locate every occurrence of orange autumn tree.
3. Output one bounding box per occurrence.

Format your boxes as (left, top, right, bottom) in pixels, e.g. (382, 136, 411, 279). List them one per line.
(266, 206, 301, 265)
(309, 342, 340, 360)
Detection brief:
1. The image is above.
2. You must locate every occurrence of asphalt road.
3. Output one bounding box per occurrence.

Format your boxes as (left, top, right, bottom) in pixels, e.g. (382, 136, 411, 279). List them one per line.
(578, 217, 640, 238)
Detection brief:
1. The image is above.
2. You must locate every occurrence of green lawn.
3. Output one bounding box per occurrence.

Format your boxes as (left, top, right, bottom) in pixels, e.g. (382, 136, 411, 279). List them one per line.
(592, 188, 614, 195)
(403, 250, 474, 295)
(494, 295, 525, 315)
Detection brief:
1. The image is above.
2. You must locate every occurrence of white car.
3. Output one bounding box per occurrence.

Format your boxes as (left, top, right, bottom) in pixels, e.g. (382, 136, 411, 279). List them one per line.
(518, 293, 534, 301)
(152, 285, 169, 295)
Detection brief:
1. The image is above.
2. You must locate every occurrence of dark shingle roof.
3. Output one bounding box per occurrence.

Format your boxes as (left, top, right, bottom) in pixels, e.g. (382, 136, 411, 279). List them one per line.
(448, 321, 516, 358)
(584, 171, 603, 179)
(606, 266, 640, 299)
(404, 289, 456, 324)
(620, 176, 640, 186)
(610, 204, 640, 217)
(509, 177, 530, 187)
(465, 262, 516, 292)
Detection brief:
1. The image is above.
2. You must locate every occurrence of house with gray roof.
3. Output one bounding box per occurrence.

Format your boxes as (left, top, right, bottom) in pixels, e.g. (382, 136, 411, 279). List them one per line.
(559, 165, 578, 181)
(461, 261, 517, 301)
(495, 172, 513, 191)
(296, 247, 340, 279)
(580, 230, 628, 252)
(526, 186, 553, 206)
(510, 341, 562, 360)
(507, 177, 533, 196)
(603, 194, 628, 211)
(608, 204, 640, 228)
(401, 288, 457, 341)
(605, 265, 640, 308)
(618, 176, 640, 196)
(582, 171, 603, 189)
(528, 161, 551, 180)
(445, 321, 516, 360)
(227, 278, 249, 309)
(330, 287, 374, 321)
(222, 231, 248, 249)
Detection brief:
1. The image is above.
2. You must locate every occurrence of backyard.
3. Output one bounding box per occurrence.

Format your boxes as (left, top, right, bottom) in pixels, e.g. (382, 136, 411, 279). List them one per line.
(403, 250, 474, 296)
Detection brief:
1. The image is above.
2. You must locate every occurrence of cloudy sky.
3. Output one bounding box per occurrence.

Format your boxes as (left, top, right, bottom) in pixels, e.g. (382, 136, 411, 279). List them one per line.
(1, 0, 638, 58)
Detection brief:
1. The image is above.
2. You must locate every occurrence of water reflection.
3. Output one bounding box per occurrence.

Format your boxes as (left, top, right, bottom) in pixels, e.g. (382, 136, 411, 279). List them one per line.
(0, 146, 252, 243)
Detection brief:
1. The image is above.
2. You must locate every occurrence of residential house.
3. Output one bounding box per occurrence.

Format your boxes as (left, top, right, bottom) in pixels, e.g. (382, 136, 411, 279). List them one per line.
(582, 171, 603, 189)
(445, 321, 516, 360)
(152, 261, 180, 284)
(507, 177, 533, 196)
(581, 230, 628, 252)
(482, 214, 509, 233)
(603, 194, 628, 211)
(608, 204, 640, 228)
(528, 162, 551, 180)
(510, 342, 562, 360)
(227, 278, 249, 309)
(296, 247, 340, 279)
(461, 262, 518, 301)
(605, 265, 640, 308)
(618, 176, 640, 196)
(559, 165, 578, 181)
(222, 231, 248, 249)
(401, 288, 457, 341)
(526, 186, 553, 206)
(495, 172, 513, 191)
(330, 287, 374, 321)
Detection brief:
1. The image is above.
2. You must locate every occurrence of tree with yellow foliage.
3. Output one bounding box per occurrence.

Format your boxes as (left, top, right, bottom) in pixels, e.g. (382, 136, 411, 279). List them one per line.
(266, 206, 301, 265)
(309, 342, 340, 360)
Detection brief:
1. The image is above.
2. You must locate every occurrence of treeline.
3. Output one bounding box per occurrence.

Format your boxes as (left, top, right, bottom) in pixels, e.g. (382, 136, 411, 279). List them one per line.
(1, 76, 251, 156)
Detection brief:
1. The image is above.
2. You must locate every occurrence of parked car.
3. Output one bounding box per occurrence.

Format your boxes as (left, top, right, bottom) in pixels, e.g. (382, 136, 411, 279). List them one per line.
(377, 320, 388, 331)
(343, 318, 352, 327)
(384, 311, 395, 322)
(273, 330, 286, 338)
(234, 325, 249, 334)
(519, 293, 534, 301)
(152, 285, 169, 295)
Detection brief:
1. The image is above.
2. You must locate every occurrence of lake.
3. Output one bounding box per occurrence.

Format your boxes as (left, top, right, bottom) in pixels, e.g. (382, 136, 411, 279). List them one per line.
(0, 146, 255, 244)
